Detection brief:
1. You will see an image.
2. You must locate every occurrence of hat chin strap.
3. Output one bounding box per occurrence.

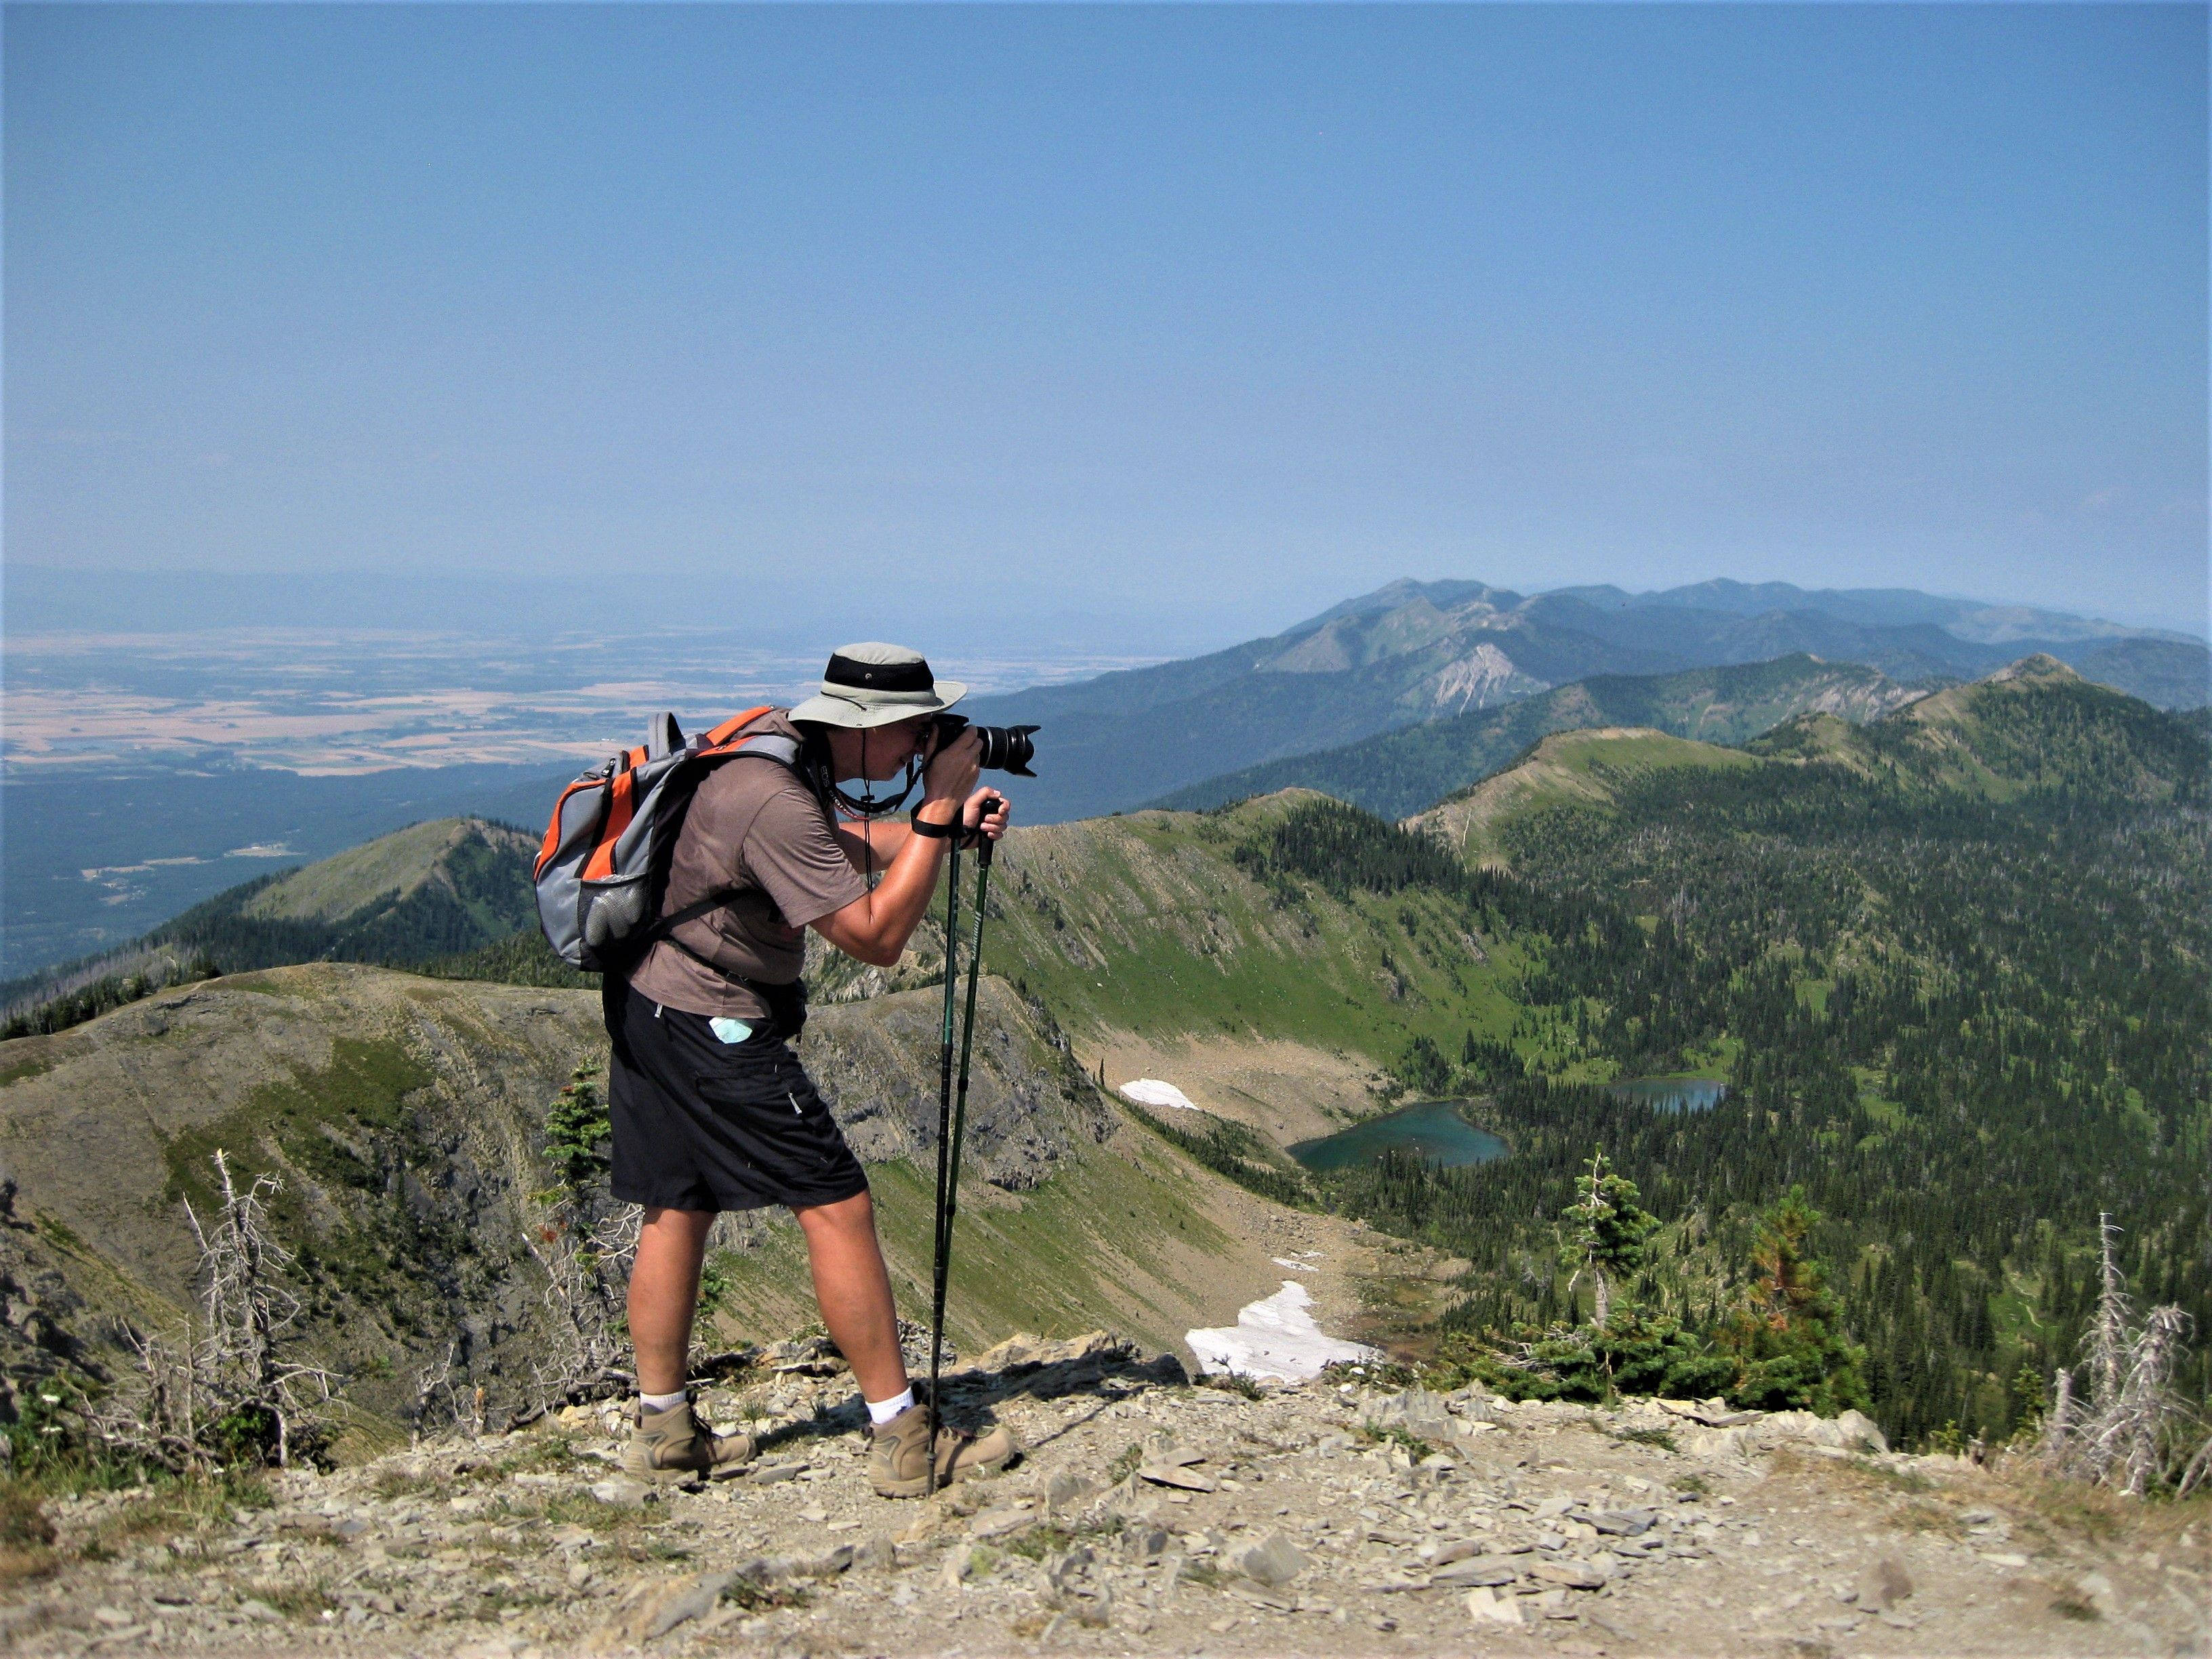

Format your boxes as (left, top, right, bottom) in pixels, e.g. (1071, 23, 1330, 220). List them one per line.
(830, 729, 925, 820)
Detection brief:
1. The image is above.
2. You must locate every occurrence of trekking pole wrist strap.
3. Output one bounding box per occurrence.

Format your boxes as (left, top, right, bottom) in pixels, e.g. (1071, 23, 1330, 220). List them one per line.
(909, 810, 970, 844)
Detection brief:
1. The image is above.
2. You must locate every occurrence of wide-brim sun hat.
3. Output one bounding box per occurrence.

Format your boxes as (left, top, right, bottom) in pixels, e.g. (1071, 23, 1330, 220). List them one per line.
(789, 642, 968, 730)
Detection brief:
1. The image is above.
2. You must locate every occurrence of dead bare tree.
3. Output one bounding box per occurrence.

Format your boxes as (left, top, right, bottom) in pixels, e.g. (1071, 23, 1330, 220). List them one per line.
(409, 1338, 460, 1445)
(85, 1151, 340, 1472)
(2085, 1212, 2131, 1410)
(183, 1151, 339, 1467)
(519, 1060, 639, 1408)
(2043, 1214, 2209, 1496)
(2043, 1367, 2072, 1458)
(86, 1326, 201, 1473)
(522, 1191, 639, 1404)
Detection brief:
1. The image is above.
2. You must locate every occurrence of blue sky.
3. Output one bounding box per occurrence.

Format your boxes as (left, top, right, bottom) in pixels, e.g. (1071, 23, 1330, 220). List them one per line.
(5, 3, 2205, 644)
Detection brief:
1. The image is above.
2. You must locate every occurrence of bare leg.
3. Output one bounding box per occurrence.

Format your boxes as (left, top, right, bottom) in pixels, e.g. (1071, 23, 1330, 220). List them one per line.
(628, 1206, 715, 1396)
(793, 1190, 908, 1404)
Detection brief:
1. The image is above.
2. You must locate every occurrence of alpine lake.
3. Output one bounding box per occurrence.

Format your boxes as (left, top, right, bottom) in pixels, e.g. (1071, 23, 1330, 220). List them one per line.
(1287, 1078, 1727, 1172)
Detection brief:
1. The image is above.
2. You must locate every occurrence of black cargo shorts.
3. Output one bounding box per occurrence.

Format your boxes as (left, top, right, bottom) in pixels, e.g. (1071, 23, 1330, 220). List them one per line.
(602, 976, 868, 1213)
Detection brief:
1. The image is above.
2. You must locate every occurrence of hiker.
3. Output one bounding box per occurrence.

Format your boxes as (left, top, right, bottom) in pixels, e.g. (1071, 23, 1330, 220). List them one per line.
(604, 642, 1017, 1495)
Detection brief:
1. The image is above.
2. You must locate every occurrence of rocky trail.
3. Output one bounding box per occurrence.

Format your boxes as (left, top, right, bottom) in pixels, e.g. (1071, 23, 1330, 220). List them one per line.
(2, 1332, 2203, 1659)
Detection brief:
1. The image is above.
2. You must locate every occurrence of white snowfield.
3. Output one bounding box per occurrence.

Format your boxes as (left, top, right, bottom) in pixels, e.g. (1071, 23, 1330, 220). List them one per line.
(1120, 1078, 1199, 1111)
(1186, 1280, 1380, 1381)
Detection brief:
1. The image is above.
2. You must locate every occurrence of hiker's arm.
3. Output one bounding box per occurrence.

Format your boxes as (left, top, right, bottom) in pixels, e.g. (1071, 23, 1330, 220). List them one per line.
(834, 817, 910, 873)
(835, 790, 1010, 875)
(810, 737, 984, 967)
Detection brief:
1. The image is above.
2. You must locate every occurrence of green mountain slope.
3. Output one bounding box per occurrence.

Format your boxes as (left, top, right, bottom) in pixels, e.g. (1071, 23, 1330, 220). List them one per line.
(180, 816, 540, 967)
(1151, 655, 1920, 819)
(1376, 675, 2203, 1437)
(1399, 657, 2207, 872)
(914, 792, 1532, 1072)
(1406, 729, 1757, 867)
(237, 817, 527, 926)
(1873, 654, 2205, 799)
(958, 661, 2210, 1445)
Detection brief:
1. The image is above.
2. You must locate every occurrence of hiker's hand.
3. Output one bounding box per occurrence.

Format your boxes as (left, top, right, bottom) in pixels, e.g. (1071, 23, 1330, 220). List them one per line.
(921, 727, 981, 806)
(966, 791, 1011, 842)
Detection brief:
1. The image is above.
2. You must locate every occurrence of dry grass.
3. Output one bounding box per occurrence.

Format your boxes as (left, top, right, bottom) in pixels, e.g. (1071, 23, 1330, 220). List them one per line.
(0, 1480, 56, 1585)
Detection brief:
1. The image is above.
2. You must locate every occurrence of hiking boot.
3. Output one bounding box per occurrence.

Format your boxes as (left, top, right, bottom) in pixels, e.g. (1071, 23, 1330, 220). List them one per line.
(869, 1401, 1017, 1497)
(620, 1397, 756, 1486)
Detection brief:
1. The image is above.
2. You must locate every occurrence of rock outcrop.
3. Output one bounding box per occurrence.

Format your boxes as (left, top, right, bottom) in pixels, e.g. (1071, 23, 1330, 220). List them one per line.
(1, 1332, 2198, 1657)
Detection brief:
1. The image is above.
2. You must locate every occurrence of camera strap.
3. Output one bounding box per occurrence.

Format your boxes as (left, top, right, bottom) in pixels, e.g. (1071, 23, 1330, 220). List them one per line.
(830, 756, 924, 821)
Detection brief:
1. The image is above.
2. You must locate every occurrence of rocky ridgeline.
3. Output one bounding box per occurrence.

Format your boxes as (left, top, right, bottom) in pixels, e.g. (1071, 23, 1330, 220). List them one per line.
(3, 1332, 2203, 1658)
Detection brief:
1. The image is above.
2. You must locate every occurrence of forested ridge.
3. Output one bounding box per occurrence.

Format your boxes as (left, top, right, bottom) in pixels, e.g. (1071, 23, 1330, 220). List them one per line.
(1, 819, 543, 1036)
(1245, 670, 2209, 1448)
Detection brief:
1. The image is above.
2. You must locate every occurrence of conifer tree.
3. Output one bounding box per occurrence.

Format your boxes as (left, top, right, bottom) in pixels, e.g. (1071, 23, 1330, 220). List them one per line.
(1559, 1146, 1658, 1326)
(1719, 1185, 1869, 1414)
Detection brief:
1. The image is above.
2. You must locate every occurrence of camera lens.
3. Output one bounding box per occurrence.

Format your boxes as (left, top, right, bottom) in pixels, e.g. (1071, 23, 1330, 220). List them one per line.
(976, 724, 1039, 777)
(932, 714, 1039, 777)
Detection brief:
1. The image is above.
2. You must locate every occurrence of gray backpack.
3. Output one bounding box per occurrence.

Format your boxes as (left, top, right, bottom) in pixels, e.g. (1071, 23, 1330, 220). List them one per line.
(533, 706, 802, 970)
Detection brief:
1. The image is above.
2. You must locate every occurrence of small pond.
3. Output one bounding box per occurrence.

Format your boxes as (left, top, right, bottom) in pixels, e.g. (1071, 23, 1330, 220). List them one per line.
(1289, 1100, 1507, 1173)
(1607, 1076, 1728, 1113)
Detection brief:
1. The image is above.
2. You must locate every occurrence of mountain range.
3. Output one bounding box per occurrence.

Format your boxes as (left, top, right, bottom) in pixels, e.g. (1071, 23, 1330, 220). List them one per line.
(1149, 653, 1923, 821)
(0, 653, 2204, 1458)
(963, 577, 2207, 823)
(5, 575, 2198, 984)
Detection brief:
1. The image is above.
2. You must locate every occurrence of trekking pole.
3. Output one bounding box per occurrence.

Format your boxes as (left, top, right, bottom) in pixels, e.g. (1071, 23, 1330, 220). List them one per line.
(925, 833, 963, 1496)
(924, 795, 1004, 1496)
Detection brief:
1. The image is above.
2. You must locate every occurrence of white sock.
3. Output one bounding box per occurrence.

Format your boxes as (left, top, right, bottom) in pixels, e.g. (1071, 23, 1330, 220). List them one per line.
(865, 1387, 916, 1427)
(640, 1389, 687, 1413)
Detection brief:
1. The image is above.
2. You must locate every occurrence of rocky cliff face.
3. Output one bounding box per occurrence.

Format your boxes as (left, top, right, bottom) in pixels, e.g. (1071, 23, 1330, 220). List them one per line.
(0, 969, 1080, 1427)
(0, 964, 1273, 1442)
(800, 976, 1113, 1191)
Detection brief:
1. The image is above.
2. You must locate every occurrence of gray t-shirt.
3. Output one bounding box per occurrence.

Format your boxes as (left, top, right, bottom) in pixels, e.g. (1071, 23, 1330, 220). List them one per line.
(624, 712, 869, 1021)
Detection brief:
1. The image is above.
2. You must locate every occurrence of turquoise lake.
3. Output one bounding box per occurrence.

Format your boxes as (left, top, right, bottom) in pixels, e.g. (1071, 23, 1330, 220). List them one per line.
(1607, 1077, 1728, 1113)
(1288, 1100, 1507, 1173)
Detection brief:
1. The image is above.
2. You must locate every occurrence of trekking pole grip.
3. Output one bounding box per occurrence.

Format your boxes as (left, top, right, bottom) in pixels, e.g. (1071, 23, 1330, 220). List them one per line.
(974, 792, 1004, 866)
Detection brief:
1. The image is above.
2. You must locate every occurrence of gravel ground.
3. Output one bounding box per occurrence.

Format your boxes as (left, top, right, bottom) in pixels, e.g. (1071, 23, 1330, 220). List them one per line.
(2, 1333, 2203, 1658)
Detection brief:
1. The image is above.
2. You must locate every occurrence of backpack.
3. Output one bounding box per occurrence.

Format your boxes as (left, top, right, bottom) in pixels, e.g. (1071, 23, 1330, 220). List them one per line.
(533, 707, 805, 971)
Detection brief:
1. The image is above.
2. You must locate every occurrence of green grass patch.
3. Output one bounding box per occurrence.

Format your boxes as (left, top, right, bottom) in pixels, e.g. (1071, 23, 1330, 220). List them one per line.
(0, 1053, 56, 1088)
(1357, 1424, 1435, 1460)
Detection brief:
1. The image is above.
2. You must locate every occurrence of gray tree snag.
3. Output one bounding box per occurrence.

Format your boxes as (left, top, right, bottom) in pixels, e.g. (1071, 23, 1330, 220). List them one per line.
(2043, 1213, 2208, 1496)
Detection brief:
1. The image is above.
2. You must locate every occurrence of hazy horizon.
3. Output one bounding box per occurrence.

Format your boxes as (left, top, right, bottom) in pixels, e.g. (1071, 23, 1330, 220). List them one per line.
(7, 5, 2205, 645)
(4, 564, 2203, 659)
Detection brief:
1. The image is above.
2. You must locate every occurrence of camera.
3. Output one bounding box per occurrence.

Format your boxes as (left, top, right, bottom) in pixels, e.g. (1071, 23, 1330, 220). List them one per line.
(933, 714, 1040, 777)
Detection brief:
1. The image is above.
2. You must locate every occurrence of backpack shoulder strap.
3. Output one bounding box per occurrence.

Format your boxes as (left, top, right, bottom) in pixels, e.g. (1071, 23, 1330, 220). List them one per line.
(632, 714, 812, 947)
(733, 733, 801, 766)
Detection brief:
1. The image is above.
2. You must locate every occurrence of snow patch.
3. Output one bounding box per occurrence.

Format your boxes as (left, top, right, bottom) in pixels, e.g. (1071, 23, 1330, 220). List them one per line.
(1120, 1078, 1199, 1111)
(1186, 1281, 1380, 1381)
(1271, 1257, 1317, 1273)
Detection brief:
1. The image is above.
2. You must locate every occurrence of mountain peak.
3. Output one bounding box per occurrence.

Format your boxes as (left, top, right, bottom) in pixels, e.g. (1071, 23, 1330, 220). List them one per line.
(1985, 651, 2082, 685)
(240, 816, 533, 924)
(1407, 727, 1755, 867)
